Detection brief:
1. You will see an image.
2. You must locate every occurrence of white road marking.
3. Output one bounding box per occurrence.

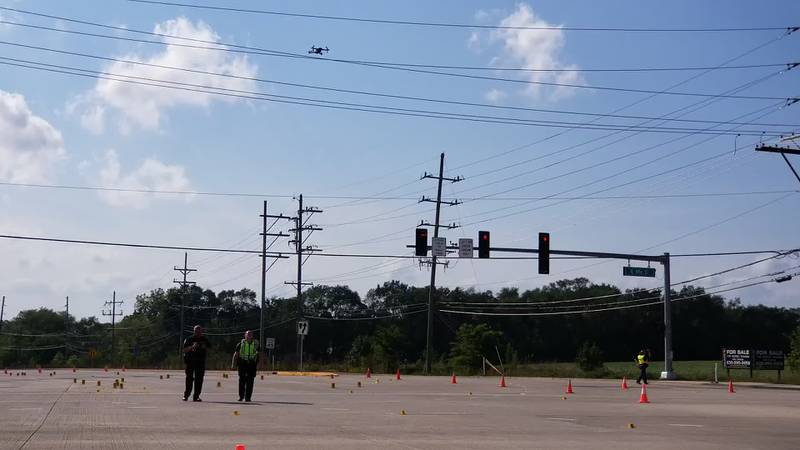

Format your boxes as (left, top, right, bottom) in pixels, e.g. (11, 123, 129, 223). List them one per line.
(127, 406, 158, 409)
(668, 423, 704, 428)
(547, 417, 577, 421)
(321, 408, 350, 411)
(9, 407, 42, 411)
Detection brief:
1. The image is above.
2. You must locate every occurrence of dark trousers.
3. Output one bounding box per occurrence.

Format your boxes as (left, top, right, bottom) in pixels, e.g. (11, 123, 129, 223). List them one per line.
(238, 360, 257, 401)
(637, 364, 648, 384)
(184, 364, 205, 399)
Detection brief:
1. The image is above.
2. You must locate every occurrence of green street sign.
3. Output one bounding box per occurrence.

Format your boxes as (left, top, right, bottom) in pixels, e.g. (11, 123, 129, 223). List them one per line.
(623, 266, 656, 277)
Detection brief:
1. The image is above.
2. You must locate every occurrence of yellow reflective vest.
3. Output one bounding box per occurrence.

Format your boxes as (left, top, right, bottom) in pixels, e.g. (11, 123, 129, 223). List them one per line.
(637, 354, 646, 365)
(239, 340, 257, 361)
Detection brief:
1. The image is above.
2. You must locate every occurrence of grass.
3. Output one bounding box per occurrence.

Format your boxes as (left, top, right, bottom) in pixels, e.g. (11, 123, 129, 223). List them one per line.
(499, 360, 799, 384)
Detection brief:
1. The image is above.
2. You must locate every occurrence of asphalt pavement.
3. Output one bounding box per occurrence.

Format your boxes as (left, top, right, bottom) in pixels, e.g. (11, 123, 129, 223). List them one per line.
(1, 368, 798, 449)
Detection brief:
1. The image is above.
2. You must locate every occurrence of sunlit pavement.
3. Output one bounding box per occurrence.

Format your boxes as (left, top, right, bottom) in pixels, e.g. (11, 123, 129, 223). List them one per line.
(1, 369, 798, 449)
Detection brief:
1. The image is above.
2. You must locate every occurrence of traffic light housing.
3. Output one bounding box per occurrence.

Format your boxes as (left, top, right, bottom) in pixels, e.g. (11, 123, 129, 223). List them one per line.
(538, 232, 550, 274)
(478, 231, 490, 258)
(415, 228, 428, 256)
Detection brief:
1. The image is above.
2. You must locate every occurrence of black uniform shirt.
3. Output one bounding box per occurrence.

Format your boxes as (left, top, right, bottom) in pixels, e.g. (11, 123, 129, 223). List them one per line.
(183, 335, 211, 365)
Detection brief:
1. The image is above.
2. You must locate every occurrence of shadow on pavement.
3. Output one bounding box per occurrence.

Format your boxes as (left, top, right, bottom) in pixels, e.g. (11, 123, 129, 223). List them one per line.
(205, 400, 314, 406)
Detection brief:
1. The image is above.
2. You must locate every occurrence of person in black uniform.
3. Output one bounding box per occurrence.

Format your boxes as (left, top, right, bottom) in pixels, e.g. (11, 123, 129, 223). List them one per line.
(231, 330, 259, 402)
(183, 325, 211, 402)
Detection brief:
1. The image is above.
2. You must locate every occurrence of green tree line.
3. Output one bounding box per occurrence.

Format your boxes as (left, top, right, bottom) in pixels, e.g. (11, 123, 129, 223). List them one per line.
(2, 278, 798, 374)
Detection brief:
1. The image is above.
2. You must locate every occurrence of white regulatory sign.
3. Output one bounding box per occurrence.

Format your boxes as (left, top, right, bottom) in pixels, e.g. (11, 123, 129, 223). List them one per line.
(265, 338, 276, 349)
(431, 237, 447, 257)
(458, 238, 474, 258)
(296, 320, 309, 336)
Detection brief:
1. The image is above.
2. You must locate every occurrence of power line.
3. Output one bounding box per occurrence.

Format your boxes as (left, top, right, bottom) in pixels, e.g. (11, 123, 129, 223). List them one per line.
(0, 56, 788, 135)
(447, 32, 791, 178)
(24, 180, 789, 201)
(0, 19, 794, 103)
(305, 307, 428, 321)
(2, 40, 797, 129)
(0, 232, 791, 262)
(439, 279, 784, 317)
(125, 1, 795, 33)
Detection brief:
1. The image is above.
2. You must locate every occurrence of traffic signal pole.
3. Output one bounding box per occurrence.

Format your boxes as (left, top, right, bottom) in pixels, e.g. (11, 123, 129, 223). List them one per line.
(492, 245, 675, 380)
(409, 242, 676, 379)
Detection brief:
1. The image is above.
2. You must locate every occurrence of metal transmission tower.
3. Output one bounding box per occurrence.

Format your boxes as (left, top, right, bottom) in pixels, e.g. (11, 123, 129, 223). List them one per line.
(419, 152, 463, 374)
(173, 252, 196, 355)
(102, 291, 123, 366)
(259, 200, 290, 356)
(284, 194, 323, 370)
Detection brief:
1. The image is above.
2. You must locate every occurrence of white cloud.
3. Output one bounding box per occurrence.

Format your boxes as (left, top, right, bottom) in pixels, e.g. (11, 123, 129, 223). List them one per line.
(97, 150, 192, 208)
(74, 17, 258, 133)
(485, 88, 508, 104)
(0, 90, 66, 182)
(79, 103, 106, 135)
(474, 3, 584, 102)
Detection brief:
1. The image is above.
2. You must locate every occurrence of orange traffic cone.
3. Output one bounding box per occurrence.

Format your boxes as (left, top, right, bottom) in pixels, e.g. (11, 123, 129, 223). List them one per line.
(639, 384, 650, 403)
(235, 444, 246, 450)
(499, 375, 507, 388)
(366, 368, 371, 378)
(396, 369, 401, 381)
(728, 379, 735, 394)
(566, 379, 574, 394)
(451, 373, 457, 384)
(621, 377, 628, 390)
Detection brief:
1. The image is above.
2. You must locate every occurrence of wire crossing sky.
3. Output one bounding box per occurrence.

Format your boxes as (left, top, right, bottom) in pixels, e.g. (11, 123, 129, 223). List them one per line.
(0, 0, 798, 321)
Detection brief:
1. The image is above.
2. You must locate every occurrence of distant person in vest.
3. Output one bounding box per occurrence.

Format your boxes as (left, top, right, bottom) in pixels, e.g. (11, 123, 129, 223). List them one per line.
(183, 325, 211, 402)
(232, 330, 259, 402)
(635, 349, 649, 385)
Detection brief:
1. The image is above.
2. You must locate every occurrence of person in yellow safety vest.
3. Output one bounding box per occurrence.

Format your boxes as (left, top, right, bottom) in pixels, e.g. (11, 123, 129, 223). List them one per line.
(231, 330, 259, 402)
(635, 349, 649, 385)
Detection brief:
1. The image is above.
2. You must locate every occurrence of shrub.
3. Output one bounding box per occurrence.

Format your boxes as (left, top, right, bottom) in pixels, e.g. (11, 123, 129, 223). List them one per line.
(576, 341, 604, 372)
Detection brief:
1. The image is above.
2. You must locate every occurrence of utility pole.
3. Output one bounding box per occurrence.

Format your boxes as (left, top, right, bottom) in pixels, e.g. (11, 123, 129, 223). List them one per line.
(661, 253, 675, 379)
(259, 201, 289, 357)
(285, 194, 322, 369)
(173, 253, 196, 355)
(419, 153, 463, 373)
(756, 142, 800, 184)
(102, 291, 123, 366)
(64, 296, 69, 358)
(0, 296, 5, 334)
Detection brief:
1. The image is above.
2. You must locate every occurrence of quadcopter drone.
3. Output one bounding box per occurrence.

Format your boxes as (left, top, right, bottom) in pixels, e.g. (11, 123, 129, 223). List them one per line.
(308, 46, 330, 55)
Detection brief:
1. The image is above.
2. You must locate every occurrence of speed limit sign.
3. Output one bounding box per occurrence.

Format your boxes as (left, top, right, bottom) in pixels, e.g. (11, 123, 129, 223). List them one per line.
(296, 320, 309, 336)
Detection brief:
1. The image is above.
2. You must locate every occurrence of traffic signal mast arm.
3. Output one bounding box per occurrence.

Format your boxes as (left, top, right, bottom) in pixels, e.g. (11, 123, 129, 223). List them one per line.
(406, 243, 665, 263)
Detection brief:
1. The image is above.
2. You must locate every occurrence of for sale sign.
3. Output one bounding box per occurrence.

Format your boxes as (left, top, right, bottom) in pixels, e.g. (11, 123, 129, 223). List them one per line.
(722, 349, 750, 369)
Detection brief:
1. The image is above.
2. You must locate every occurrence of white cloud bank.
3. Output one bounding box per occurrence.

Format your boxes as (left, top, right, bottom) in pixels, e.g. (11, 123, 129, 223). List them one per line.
(97, 150, 192, 208)
(0, 90, 66, 182)
(73, 17, 258, 133)
(474, 3, 584, 102)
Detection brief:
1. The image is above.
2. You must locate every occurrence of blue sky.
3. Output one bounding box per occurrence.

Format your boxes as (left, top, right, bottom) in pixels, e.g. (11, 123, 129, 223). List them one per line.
(0, 0, 798, 320)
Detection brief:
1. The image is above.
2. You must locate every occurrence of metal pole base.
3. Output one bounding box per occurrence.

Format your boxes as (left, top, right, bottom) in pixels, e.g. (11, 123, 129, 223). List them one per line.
(660, 371, 677, 380)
